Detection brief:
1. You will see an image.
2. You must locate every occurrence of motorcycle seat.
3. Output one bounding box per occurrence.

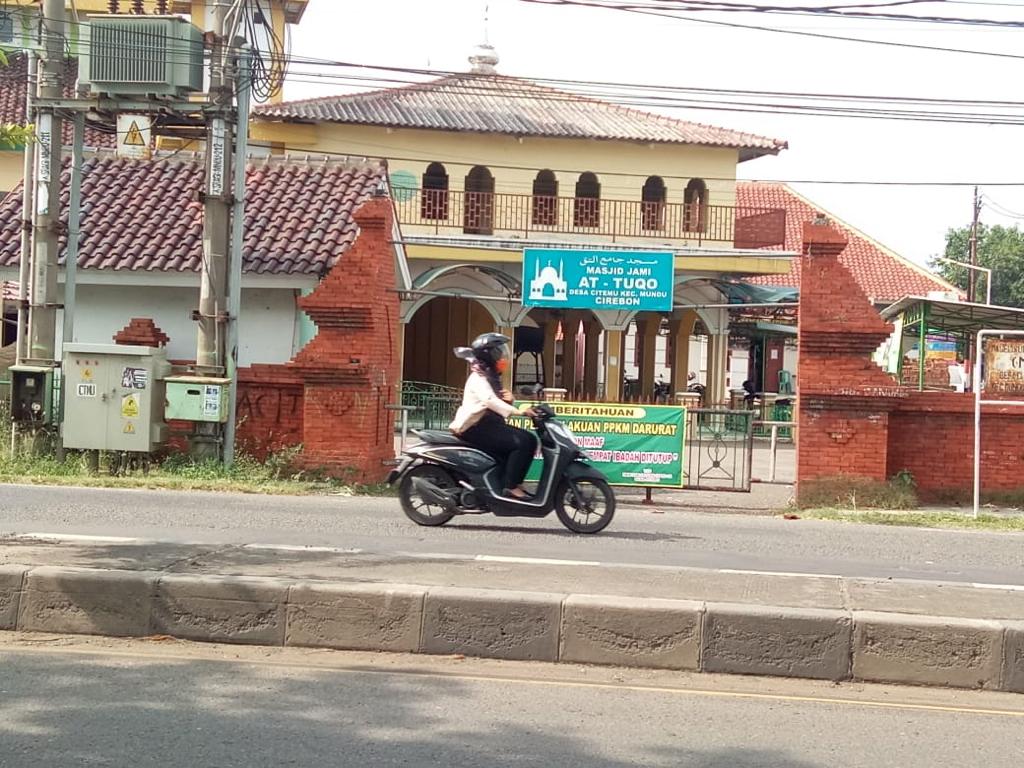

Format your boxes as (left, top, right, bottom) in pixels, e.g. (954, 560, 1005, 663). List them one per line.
(413, 429, 469, 446)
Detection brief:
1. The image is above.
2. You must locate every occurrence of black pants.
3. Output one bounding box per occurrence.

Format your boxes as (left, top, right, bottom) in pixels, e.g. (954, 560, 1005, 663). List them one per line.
(461, 412, 536, 490)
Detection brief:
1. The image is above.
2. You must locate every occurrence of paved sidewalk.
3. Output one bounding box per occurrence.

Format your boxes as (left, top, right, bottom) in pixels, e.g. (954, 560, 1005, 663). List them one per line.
(1, 536, 1021, 693)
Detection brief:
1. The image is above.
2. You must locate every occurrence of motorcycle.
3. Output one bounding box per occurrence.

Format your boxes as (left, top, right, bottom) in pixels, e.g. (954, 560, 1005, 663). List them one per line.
(653, 376, 671, 403)
(387, 403, 616, 534)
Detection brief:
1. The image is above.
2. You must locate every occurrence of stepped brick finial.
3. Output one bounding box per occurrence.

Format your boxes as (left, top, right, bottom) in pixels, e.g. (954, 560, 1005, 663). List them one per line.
(113, 318, 169, 348)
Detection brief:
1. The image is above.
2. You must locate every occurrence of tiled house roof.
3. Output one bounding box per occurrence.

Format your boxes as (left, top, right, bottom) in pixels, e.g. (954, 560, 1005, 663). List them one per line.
(1, 279, 17, 301)
(0, 54, 116, 148)
(0, 152, 386, 275)
(257, 74, 787, 162)
(737, 182, 958, 303)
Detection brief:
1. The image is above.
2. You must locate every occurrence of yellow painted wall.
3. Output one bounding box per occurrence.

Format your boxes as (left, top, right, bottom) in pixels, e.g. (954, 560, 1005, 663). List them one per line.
(259, 122, 739, 207)
(0, 154, 24, 196)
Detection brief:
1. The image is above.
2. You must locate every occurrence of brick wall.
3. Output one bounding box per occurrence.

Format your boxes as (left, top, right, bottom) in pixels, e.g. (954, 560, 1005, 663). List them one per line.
(888, 392, 1024, 498)
(291, 197, 400, 482)
(795, 220, 901, 494)
(235, 364, 304, 459)
(795, 219, 1024, 500)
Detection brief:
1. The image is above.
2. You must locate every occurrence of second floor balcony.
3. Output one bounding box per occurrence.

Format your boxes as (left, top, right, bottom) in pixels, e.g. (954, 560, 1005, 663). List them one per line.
(393, 188, 788, 250)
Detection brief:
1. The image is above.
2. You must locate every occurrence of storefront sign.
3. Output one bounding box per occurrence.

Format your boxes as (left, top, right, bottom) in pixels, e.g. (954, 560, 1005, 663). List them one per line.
(512, 401, 686, 487)
(985, 339, 1024, 394)
(522, 248, 674, 312)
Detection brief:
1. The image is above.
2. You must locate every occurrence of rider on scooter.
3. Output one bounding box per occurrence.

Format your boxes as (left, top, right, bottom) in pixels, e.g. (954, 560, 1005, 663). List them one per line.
(450, 333, 537, 499)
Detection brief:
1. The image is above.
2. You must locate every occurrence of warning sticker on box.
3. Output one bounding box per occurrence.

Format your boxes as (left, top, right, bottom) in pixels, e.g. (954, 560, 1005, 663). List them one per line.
(77, 383, 97, 398)
(121, 394, 140, 419)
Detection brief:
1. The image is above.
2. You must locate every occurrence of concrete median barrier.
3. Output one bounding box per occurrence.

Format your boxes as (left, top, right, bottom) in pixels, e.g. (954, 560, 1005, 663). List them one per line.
(18, 566, 155, 637)
(420, 587, 562, 662)
(702, 603, 852, 681)
(153, 575, 290, 646)
(286, 582, 425, 653)
(0, 565, 27, 630)
(560, 595, 702, 670)
(1002, 622, 1024, 694)
(852, 612, 1004, 690)
(5, 562, 1024, 694)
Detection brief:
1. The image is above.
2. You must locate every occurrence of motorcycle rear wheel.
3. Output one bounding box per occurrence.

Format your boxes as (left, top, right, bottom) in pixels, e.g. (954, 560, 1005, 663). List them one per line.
(399, 465, 457, 527)
(554, 477, 615, 534)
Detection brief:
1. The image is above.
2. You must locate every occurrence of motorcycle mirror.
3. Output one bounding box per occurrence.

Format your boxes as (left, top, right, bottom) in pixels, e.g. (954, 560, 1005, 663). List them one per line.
(453, 347, 475, 360)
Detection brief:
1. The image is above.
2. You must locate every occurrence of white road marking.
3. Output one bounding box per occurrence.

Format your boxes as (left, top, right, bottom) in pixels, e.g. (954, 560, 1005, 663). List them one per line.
(474, 554, 603, 567)
(971, 582, 1024, 592)
(6, 534, 1024, 593)
(18, 533, 145, 544)
(717, 568, 842, 580)
(243, 544, 364, 555)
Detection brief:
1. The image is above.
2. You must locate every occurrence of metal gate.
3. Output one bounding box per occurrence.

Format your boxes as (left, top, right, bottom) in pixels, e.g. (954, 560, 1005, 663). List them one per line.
(683, 409, 754, 492)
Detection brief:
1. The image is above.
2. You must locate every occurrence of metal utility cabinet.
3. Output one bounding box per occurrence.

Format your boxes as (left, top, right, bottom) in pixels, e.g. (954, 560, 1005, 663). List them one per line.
(62, 344, 172, 452)
(164, 376, 231, 423)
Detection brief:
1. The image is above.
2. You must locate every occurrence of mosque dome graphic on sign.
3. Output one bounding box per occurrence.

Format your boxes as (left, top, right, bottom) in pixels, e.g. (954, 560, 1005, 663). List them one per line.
(529, 259, 568, 302)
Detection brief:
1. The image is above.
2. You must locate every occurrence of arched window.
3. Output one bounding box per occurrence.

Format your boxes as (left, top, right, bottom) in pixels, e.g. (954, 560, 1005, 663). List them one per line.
(684, 178, 708, 233)
(421, 162, 450, 220)
(574, 172, 600, 228)
(532, 170, 558, 227)
(641, 175, 666, 231)
(463, 165, 495, 235)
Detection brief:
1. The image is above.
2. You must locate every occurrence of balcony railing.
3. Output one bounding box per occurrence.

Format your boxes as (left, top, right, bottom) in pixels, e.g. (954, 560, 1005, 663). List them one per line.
(393, 188, 787, 249)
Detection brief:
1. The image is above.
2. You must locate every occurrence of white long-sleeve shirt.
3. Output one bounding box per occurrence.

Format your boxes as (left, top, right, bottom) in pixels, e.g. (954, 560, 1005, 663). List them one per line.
(449, 372, 517, 434)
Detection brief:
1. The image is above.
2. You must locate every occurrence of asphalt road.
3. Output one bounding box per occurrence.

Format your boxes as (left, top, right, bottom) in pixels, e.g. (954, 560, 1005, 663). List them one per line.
(1, 634, 1022, 768)
(1, 484, 1023, 585)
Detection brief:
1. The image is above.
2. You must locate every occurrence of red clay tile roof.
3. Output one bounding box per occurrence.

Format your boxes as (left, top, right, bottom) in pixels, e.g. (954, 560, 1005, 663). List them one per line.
(737, 182, 957, 303)
(0, 54, 116, 149)
(0, 152, 386, 275)
(257, 74, 787, 162)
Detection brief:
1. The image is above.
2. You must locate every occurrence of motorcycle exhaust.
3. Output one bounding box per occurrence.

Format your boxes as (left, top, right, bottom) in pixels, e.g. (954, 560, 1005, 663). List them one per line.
(410, 477, 457, 511)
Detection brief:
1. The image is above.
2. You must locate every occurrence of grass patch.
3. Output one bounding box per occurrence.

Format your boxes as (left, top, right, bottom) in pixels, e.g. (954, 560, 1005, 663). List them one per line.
(796, 474, 918, 511)
(0, 445, 396, 497)
(800, 509, 1024, 532)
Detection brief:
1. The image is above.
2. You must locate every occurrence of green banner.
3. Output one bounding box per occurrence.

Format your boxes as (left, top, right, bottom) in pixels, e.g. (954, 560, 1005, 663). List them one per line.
(512, 401, 687, 488)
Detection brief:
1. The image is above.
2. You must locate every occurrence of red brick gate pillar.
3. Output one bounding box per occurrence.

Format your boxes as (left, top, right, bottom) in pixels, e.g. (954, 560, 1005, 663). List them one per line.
(796, 219, 905, 500)
(291, 197, 400, 482)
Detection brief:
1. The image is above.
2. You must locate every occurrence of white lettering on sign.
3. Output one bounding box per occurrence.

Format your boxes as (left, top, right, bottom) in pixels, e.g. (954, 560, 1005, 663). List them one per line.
(35, 113, 53, 215)
(209, 118, 226, 197)
(36, 113, 52, 182)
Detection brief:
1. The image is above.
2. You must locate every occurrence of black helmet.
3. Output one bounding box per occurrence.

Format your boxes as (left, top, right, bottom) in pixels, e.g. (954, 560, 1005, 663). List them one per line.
(454, 332, 511, 367)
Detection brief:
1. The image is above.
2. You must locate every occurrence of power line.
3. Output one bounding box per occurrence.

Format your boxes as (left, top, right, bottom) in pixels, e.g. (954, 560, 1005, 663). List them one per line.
(557, 0, 1024, 27)
(517, 0, 1024, 60)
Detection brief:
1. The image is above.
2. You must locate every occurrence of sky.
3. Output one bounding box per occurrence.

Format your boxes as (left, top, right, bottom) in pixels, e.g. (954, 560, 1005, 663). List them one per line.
(282, 0, 1024, 270)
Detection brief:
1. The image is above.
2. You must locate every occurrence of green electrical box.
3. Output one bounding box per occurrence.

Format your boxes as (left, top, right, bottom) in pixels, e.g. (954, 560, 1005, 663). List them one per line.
(9, 365, 56, 425)
(164, 376, 231, 424)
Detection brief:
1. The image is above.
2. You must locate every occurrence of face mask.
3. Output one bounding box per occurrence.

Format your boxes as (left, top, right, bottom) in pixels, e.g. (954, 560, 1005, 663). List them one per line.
(495, 359, 508, 374)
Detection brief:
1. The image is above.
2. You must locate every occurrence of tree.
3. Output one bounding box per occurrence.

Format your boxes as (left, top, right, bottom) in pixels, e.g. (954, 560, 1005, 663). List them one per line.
(0, 49, 32, 148)
(932, 224, 1024, 308)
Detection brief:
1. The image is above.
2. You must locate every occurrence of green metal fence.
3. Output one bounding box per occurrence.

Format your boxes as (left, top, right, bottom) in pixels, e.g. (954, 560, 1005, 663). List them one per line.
(754, 402, 794, 439)
(398, 380, 463, 431)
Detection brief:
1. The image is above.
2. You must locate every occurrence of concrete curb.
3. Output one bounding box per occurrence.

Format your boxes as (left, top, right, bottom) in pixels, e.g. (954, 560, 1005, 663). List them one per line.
(3, 564, 1022, 694)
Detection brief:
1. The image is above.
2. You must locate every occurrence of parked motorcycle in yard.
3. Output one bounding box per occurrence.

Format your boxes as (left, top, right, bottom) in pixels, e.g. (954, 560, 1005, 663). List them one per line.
(387, 403, 616, 534)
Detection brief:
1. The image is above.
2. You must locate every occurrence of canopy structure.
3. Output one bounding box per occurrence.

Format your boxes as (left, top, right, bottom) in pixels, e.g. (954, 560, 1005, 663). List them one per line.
(879, 296, 1024, 390)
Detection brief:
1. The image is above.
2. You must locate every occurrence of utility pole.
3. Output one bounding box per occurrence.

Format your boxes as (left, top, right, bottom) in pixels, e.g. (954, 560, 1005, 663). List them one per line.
(15, 52, 36, 365)
(193, 0, 236, 458)
(27, 0, 66, 363)
(967, 186, 981, 303)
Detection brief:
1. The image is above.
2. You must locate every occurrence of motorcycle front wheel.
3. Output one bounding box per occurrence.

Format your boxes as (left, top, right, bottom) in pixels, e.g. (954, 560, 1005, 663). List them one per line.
(399, 464, 457, 527)
(554, 477, 616, 534)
